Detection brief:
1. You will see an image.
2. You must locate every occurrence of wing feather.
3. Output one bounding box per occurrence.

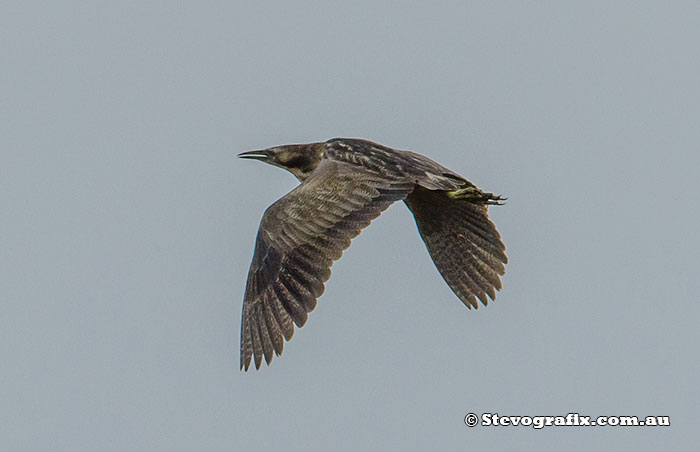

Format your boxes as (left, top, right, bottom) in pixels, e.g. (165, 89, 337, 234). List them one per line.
(405, 186, 507, 310)
(240, 158, 413, 370)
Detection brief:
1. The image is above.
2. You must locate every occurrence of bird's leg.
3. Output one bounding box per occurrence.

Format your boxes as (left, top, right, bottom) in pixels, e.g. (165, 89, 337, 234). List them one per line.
(446, 186, 507, 205)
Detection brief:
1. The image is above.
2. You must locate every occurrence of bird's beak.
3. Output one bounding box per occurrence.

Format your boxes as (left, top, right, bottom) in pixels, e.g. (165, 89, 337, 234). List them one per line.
(237, 149, 270, 161)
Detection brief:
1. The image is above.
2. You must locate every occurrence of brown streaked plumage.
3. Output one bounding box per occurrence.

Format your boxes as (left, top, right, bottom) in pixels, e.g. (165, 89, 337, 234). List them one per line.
(238, 138, 507, 370)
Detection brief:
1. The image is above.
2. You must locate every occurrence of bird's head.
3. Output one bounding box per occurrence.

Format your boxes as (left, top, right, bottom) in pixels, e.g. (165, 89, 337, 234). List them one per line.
(238, 143, 324, 181)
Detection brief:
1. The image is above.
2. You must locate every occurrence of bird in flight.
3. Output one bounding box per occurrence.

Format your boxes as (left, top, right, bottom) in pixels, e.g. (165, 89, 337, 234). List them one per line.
(238, 138, 507, 370)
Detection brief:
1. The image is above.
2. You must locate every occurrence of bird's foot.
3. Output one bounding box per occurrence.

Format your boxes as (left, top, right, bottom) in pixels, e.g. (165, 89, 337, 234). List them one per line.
(447, 187, 507, 205)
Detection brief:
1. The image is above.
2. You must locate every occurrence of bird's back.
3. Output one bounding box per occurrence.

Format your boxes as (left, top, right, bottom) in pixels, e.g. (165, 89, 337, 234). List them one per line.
(322, 138, 467, 192)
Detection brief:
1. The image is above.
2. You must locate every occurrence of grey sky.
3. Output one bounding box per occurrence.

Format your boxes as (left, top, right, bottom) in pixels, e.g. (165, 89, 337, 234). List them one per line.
(2, 1, 698, 450)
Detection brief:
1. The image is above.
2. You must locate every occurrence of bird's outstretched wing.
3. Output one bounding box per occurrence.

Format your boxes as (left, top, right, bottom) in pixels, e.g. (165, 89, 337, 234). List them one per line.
(240, 158, 414, 370)
(405, 186, 507, 309)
